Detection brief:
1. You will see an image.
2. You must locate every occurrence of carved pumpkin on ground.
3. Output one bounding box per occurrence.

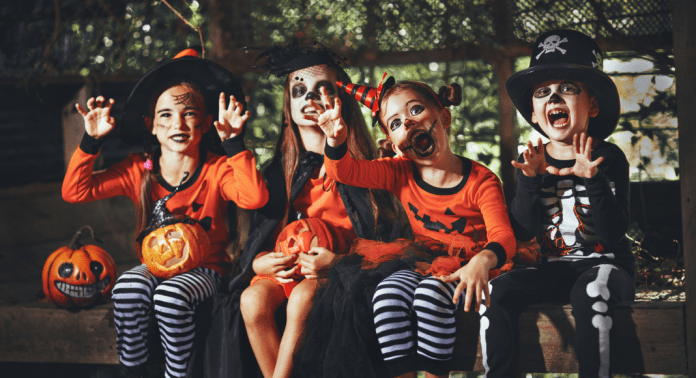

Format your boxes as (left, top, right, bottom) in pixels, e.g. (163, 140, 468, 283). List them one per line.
(42, 225, 117, 307)
(137, 172, 209, 279)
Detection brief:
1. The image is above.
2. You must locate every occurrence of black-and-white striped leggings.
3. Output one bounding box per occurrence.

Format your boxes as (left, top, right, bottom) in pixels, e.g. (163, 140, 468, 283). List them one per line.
(112, 264, 222, 378)
(372, 269, 464, 376)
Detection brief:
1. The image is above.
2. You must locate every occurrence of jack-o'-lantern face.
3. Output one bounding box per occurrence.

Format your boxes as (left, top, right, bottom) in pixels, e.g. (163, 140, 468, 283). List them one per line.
(276, 218, 338, 256)
(141, 222, 209, 279)
(42, 227, 117, 308)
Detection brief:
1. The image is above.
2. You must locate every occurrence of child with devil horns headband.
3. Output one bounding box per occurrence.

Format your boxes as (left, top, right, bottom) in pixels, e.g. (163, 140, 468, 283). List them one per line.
(62, 49, 269, 378)
(308, 73, 516, 377)
(479, 29, 635, 377)
(182, 41, 408, 378)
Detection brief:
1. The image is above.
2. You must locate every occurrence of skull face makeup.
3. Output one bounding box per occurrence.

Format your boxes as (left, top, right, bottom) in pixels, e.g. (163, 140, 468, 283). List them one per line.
(289, 64, 338, 127)
(530, 79, 599, 145)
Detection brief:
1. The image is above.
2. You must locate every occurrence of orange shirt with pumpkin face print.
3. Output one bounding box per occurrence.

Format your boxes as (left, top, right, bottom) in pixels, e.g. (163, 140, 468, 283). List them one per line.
(62, 141, 268, 276)
(325, 143, 515, 267)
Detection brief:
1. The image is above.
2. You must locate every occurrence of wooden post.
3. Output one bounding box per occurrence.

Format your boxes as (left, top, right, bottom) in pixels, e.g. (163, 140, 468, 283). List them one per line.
(492, 56, 517, 204)
(61, 85, 90, 171)
(672, 0, 696, 375)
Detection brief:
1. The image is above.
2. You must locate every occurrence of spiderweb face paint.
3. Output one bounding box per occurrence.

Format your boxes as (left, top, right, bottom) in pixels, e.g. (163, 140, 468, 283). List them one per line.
(289, 65, 338, 127)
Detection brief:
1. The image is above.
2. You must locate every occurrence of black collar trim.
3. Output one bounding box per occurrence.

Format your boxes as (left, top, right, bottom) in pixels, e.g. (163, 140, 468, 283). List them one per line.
(155, 149, 207, 192)
(413, 156, 471, 195)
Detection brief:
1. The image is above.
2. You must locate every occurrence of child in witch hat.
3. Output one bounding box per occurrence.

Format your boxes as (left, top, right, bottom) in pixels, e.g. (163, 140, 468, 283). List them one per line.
(62, 49, 269, 378)
(479, 29, 635, 377)
(310, 69, 515, 377)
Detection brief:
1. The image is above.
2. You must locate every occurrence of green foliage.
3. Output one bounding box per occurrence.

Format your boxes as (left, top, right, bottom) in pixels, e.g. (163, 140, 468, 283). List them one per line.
(0, 1, 208, 78)
(248, 0, 499, 51)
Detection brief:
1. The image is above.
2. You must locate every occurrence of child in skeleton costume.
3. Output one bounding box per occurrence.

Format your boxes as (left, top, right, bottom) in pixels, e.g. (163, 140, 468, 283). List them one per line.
(62, 50, 269, 378)
(182, 41, 408, 378)
(311, 76, 515, 378)
(479, 29, 635, 377)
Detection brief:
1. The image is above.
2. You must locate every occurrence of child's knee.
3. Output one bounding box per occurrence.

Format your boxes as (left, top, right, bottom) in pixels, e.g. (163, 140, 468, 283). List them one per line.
(286, 280, 317, 318)
(485, 275, 512, 306)
(414, 278, 455, 306)
(240, 284, 267, 322)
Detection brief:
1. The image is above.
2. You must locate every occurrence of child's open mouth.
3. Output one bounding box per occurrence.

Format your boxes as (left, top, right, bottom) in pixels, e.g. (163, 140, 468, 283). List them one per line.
(407, 123, 436, 158)
(548, 109, 569, 128)
(170, 133, 190, 143)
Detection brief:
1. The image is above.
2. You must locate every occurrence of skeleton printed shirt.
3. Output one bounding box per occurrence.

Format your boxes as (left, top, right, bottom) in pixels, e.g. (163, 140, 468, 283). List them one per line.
(510, 141, 633, 266)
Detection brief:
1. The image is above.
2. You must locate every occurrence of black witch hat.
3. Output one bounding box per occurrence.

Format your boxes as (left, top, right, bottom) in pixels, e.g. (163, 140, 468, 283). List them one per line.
(120, 50, 246, 146)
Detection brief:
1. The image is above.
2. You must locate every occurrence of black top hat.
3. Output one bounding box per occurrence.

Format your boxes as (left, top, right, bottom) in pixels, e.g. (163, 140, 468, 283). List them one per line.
(506, 29, 620, 141)
(120, 54, 246, 146)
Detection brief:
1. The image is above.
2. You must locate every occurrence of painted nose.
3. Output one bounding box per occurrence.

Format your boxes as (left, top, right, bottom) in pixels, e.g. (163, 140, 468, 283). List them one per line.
(305, 91, 320, 101)
(548, 92, 562, 103)
(403, 119, 415, 129)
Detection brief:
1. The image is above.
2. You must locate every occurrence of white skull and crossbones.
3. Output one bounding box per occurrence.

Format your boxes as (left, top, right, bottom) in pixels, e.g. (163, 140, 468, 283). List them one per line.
(592, 49, 603, 68)
(537, 35, 568, 59)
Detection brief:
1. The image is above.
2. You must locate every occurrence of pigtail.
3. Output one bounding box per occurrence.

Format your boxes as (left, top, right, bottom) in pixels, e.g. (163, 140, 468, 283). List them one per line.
(377, 138, 396, 159)
(438, 83, 463, 107)
(135, 132, 159, 259)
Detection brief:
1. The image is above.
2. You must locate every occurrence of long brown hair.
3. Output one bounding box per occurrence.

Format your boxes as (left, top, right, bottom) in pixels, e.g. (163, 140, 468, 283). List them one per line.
(274, 65, 399, 234)
(134, 80, 209, 257)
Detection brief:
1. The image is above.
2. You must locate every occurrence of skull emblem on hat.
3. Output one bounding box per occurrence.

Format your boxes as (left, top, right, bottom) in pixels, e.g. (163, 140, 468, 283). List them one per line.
(537, 35, 569, 59)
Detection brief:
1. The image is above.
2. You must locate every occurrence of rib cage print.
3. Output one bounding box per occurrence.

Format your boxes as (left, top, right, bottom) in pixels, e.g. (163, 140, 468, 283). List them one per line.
(539, 178, 614, 259)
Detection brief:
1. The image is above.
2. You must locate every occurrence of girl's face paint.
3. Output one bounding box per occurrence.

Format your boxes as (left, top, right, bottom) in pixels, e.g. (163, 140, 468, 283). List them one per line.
(530, 79, 599, 144)
(381, 88, 451, 164)
(151, 85, 211, 154)
(289, 65, 338, 127)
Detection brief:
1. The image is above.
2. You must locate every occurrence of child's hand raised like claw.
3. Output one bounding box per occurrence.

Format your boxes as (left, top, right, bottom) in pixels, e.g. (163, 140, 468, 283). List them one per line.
(75, 96, 116, 140)
(214, 92, 250, 141)
(305, 87, 347, 147)
(546, 132, 604, 178)
(511, 138, 547, 177)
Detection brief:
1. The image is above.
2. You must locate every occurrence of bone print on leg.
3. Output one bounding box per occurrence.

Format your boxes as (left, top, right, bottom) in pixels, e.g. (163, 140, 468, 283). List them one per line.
(479, 315, 491, 375)
(586, 264, 618, 301)
(592, 314, 613, 378)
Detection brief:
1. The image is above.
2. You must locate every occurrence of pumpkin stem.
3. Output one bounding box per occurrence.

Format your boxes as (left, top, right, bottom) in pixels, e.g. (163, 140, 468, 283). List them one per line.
(69, 225, 103, 249)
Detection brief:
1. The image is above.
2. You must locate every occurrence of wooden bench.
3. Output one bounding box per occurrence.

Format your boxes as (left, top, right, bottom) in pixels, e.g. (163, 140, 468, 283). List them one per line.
(0, 300, 686, 374)
(451, 301, 687, 374)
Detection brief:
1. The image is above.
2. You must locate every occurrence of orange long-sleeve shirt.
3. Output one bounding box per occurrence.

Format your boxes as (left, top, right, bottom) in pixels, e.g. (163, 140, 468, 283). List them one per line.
(325, 142, 515, 269)
(62, 136, 269, 276)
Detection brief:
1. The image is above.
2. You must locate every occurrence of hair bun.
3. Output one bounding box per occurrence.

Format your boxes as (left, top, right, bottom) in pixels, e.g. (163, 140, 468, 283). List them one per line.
(438, 83, 462, 107)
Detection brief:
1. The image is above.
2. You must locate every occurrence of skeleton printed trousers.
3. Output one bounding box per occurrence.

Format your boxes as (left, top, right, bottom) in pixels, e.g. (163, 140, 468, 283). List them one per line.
(112, 264, 222, 378)
(479, 261, 634, 378)
(372, 269, 465, 377)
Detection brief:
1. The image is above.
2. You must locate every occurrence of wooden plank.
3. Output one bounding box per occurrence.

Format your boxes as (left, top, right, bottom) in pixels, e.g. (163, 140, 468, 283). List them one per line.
(0, 301, 119, 364)
(672, 0, 696, 376)
(451, 302, 687, 374)
(0, 301, 685, 372)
